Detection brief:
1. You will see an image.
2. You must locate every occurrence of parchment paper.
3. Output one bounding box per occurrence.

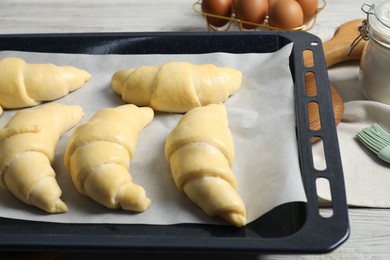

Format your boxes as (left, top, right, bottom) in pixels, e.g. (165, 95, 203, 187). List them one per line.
(0, 44, 307, 225)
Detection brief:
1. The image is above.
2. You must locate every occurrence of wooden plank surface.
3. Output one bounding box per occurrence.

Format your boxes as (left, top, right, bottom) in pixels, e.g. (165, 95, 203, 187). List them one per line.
(1, 0, 390, 259)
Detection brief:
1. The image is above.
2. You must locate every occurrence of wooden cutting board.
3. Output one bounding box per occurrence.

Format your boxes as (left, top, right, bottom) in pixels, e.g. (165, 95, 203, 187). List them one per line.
(305, 19, 366, 131)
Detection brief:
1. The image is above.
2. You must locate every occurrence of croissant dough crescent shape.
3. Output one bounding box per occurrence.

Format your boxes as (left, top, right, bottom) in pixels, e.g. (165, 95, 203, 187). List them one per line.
(0, 57, 91, 115)
(111, 61, 242, 113)
(0, 103, 84, 213)
(165, 103, 246, 227)
(64, 104, 154, 212)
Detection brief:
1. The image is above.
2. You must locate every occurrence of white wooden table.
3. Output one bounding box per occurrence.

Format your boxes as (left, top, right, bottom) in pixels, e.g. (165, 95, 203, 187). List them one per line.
(1, 0, 390, 259)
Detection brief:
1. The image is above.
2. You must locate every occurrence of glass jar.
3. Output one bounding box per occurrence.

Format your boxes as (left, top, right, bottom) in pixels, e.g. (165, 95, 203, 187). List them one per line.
(359, 0, 390, 104)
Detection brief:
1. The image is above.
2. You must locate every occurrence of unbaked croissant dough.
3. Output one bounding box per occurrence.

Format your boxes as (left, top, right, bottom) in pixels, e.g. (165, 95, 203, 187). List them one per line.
(0, 57, 91, 115)
(64, 104, 153, 212)
(165, 103, 246, 227)
(0, 103, 84, 213)
(111, 61, 242, 113)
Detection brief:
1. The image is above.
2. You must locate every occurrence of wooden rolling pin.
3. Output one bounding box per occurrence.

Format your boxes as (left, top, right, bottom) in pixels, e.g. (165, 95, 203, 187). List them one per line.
(306, 19, 366, 131)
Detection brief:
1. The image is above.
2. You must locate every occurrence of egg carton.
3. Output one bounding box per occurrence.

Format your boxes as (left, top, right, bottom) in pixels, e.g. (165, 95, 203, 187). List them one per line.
(193, 0, 326, 31)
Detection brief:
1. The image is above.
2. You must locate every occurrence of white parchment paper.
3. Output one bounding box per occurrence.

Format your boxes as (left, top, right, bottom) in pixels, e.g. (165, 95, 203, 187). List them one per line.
(0, 44, 307, 225)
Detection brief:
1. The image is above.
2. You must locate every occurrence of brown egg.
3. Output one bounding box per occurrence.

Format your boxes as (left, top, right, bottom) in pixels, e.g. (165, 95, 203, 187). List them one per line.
(268, 0, 304, 29)
(201, 0, 233, 27)
(235, 0, 269, 29)
(232, 0, 239, 11)
(268, 0, 279, 9)
(296, 0, 319, 23)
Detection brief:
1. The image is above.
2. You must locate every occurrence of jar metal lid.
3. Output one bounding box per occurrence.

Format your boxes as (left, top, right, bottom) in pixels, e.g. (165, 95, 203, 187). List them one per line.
(366, 0, 390, 47)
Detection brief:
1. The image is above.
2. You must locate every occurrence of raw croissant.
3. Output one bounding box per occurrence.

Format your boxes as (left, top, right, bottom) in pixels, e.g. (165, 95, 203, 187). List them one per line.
(0, 57, 91, 115)
(111, 61, 242, 113)
(165, 103, 246, 227)
(64, 104, 153, 212)
(0, 103, 84, 213)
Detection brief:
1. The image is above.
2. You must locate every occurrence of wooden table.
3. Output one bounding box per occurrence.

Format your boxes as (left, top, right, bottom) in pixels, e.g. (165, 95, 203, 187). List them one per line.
(1, 0, 390, 259)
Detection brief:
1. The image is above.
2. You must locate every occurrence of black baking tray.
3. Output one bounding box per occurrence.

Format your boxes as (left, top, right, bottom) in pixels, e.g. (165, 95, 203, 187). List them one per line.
(0, 31, 349, 255)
